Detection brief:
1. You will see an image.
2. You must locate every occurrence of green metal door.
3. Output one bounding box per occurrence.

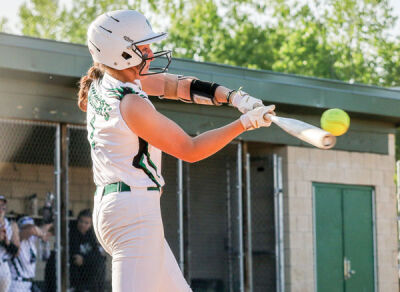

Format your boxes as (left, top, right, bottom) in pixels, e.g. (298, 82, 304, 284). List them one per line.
(314, 183, 375, 292)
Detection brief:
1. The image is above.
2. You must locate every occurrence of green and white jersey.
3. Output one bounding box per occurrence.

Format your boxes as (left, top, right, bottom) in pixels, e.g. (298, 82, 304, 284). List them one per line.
(87, 73, 165, 188)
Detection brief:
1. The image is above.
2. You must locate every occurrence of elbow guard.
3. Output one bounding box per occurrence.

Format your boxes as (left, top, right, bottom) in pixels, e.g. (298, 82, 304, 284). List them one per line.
(190, 80, 222, 106)
(163, 73, 179, 99)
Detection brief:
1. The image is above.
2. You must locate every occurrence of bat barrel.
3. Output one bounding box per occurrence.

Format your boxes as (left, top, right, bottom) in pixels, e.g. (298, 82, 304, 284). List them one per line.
(320, 134, 336, 149)
(264, 114, 337, 150)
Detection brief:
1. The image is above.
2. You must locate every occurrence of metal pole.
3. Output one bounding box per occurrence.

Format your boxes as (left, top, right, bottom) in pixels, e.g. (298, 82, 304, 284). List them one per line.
(55, 124, 61, 292)
(237, 142, 244, 292)
(177, 159, 184, 272)
(273, 155, 285, 292)
(273, 155, 279, 292)
(245, 152, 253, 292)
(278, 156, 285, 292)
(183, 163, 191, 281)
(60, 124, 69, 291)
(226, 162, 233, 292)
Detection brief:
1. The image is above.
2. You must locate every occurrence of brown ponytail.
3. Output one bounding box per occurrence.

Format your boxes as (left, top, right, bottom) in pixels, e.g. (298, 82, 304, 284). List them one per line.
(78, 63, 105, 112)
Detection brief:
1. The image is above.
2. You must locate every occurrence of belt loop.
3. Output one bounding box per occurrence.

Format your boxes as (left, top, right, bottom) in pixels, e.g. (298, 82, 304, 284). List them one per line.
(118, 182, 122, 192)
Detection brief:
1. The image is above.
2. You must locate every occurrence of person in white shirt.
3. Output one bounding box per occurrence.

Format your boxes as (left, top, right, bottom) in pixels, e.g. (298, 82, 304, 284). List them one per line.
(8, 216, 51, 292)
(0, 195, 19, 292)
(78, 9, 276, 292)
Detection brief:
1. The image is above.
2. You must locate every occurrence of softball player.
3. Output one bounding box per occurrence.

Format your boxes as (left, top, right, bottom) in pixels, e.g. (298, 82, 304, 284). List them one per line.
(78, 10, 276, 292)
(9, 217, 51, 292)
(0, 195, 19, 292)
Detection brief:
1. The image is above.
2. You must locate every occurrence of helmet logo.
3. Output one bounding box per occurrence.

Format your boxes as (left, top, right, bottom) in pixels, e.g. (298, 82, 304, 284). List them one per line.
(146, 18, 152, 29)
(124, 36, 134, 43)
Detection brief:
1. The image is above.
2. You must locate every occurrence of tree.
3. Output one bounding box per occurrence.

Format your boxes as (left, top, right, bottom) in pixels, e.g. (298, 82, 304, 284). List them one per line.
(15, 0, 400, 87)
(19, 0, 63, 40)
(156, 0, 400, 87)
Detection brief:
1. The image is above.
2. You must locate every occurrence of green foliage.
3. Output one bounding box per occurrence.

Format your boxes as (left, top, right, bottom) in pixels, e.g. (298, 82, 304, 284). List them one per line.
(15, 0, 400, 87)
(18, 0, 133, 43)
(59, 0, 135, 44)
(19, 0, 62, 40)
(163, 0, 400, 87)
(0, 17, 8, 32)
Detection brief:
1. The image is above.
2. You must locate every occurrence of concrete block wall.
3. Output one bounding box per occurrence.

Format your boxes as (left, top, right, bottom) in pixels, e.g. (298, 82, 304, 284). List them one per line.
(0, 162, 94, 217)
(0, 162, 55, 214)
(282, 133, 398, 292)
(68, 166, 96, 216)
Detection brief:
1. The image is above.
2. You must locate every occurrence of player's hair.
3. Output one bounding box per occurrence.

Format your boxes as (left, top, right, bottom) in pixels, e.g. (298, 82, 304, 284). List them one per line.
(77, 63, 105, 112)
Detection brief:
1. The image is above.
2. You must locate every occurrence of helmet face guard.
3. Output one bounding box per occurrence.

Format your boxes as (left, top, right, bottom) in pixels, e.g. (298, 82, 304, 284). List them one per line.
(128, 41, 172, 76)
(139, 50, 172, 76)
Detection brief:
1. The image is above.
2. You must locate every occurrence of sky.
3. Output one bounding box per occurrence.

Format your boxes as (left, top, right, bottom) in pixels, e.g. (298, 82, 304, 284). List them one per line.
(1, 0, 400, 36)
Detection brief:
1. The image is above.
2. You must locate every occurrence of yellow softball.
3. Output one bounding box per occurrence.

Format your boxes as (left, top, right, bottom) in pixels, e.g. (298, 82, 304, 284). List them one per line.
(320, 108, 350, 136)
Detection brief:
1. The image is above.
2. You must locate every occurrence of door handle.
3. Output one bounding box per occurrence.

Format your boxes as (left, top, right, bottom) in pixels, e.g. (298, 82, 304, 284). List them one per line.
(344, 257, 356, 280)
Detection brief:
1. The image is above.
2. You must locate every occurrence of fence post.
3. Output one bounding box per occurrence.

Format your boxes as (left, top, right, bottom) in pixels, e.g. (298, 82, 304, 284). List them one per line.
(178, 159, 184, 272)
(183, 163, 191, 281)
(243, 148, 253, 292)
(61, 124, 69, 291)
(273, 155, 285, 292)
(237, 142, 244, 292)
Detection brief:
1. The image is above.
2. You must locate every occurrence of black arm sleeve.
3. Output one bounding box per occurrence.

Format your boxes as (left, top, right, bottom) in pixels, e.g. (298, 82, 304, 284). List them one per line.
(190, 79, 222, 105)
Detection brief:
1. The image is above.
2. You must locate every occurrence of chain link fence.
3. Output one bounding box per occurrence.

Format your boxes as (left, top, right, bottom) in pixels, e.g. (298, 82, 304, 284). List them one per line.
(0, 118, 280, 292)
(66, 125, 108, 292)
(160, 154, 180, 265)
(250, 156, 276, 292)
(0, 118, 58, 291)
(186, 143, 243, 292)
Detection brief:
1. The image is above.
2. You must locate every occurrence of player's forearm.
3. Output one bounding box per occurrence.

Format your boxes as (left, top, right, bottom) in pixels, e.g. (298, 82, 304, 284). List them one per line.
(143, 73, 231, 104)
(183, 119, 245, 163)
(176, 78, 231, 104)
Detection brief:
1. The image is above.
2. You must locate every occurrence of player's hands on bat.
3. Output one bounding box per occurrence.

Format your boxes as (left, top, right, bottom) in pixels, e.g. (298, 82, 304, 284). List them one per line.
(229, 90, 263, 113)
(240, 105, 276, 130)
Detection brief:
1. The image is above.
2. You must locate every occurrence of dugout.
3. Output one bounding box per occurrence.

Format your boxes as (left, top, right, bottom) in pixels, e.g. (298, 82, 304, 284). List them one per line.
(0, 32, 399, 292)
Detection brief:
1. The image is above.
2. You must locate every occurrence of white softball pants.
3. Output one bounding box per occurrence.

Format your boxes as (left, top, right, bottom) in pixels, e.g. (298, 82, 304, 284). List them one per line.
(93, 186, 192, 292)
(0, 260, 11, 292)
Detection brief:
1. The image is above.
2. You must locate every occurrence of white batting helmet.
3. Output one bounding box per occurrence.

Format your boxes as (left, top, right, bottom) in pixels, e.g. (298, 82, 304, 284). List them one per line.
(87, 10, 171, 74)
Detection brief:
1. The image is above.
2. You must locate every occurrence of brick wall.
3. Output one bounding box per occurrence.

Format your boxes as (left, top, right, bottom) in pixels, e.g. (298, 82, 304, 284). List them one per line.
(0, 162, 94, 216)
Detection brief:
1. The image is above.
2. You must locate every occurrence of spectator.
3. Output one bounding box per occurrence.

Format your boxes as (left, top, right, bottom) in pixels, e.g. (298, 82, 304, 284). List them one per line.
(0, 195, 19, 292)
(9, 216, 52, 292)
(69, 209, 106, 292)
